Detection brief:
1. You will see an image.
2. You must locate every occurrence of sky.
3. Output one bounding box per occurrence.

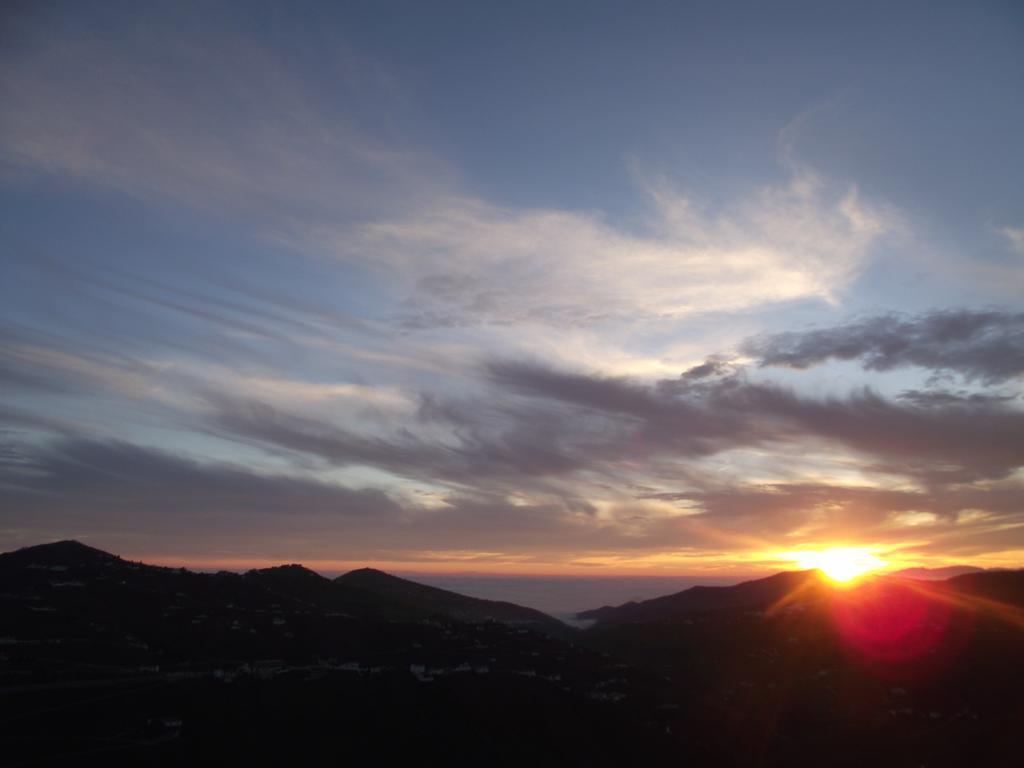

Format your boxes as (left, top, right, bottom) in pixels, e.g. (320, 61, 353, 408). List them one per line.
(1, 0, 1022, 576)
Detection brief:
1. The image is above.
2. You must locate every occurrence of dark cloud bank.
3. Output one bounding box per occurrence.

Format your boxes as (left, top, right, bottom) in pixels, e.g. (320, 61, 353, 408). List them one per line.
(742, 309, 1024, 384)
(2, 309, 1022, 560)
(487, 358, 1024, 484)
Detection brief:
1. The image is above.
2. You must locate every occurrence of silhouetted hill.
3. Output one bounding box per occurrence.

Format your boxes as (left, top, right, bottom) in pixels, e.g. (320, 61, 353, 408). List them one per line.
(577, 569, 824, 624)
(940, 568, 1024, 607)
(0, 541, 566, 632)
(3, 542, 1023, 767)
(892, 565, 985, 580)
(242, 564, 388, 619)
(0, 541, 675, 767)
(578, 567, 1024, 626)
(578, 571, 1024, 767)
(336, 567, 564, 630)
(0, 539, 121, 569)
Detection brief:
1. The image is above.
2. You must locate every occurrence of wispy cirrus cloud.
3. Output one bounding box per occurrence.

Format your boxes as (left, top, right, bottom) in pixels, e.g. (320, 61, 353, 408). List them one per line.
(123, 353, 1023, 498)
(5, 433, 1023, 569)
(1001, 226, 1024, 255)
(0, 436, 686, 565)
(0, 436, 407, 554)
(0, 8, 449, 223)
(1, 6, 898, 337)
(204, 394, 603, 489)
(4, 2, 1019, 573)
(332, 172, 895, 329)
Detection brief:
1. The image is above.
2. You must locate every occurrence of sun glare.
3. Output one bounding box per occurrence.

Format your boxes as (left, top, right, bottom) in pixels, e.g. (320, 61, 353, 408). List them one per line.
(791, 547, 886, 584)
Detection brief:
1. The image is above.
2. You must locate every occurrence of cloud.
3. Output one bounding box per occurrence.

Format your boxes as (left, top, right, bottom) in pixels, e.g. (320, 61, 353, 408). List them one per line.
(487, 359, 1024, 484)
(184, 357, 1024, 493)
(0, 436, 691, 563)
(487, 360, 755, 460)
(0, 436, 406, 548)
(0, 324, 182, 404)
(0, 404, 81, 437)
(332, 171, 894, 329)
(896, 389, 1018, 408)
(4, 396, 1021, 566)
(6, 319, 1018, 566)
(742, 309, 1024, 384)
(0, 6, 450, 224)
(1001, 226, 1024, 255)
(680, 358, 735, 381)
(0, 6, 897, 333)
(0, 436, 415, 561)
(1, 5, 1019, 571)
(644, 482, 1024, 556)
(205, 394, 599, 488)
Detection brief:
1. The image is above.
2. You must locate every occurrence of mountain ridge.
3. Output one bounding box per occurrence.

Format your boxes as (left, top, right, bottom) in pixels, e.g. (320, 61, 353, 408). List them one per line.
(0, 540, 563, 629)
(576, 569, 825, 623)
(576, 567, 1024, 625)
(3, 540, 1024, 766)
(891, 565, 985, 580)
(336, 566, 562, 629)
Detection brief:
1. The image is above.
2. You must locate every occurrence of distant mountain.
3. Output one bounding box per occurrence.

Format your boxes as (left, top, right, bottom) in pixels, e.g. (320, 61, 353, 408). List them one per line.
(336, 567, 563, 630)
(4, 541, 1024, 767)
(0, 538, 122, 569)
(577, 569, 824, 624)
(242, 564, 391, 619)
(0, 540, 565, 630)
(891, 565, 985, 580)
(940, 569, 1024, 607)
(578, 567, 1024, 626)
(0, 541, 667, 767)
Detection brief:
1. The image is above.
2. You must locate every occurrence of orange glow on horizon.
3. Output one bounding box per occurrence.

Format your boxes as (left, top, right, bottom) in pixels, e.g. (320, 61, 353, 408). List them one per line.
(788, 547, 887, 584)
(126, 546, 1018, 580)
(130, 553, 773, 579)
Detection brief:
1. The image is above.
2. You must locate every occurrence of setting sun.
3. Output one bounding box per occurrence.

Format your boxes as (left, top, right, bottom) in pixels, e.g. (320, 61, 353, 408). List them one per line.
(790, 548, 886, 584)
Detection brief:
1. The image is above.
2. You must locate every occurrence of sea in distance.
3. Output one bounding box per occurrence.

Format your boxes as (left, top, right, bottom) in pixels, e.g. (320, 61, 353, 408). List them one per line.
(387, 573, 745, 624)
